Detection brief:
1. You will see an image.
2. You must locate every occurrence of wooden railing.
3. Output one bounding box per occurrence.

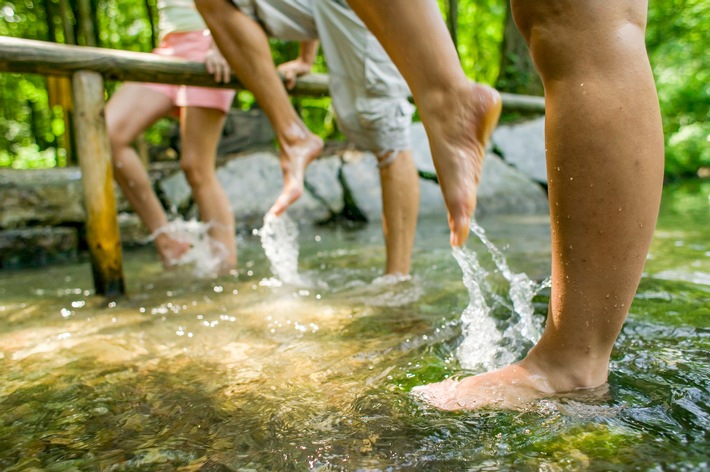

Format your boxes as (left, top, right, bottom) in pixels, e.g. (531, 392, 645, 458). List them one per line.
(0, 36, 545, 297)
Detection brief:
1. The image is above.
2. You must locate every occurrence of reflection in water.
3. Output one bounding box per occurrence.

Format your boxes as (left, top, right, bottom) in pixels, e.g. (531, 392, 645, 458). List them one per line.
(0, 181, 708, 470)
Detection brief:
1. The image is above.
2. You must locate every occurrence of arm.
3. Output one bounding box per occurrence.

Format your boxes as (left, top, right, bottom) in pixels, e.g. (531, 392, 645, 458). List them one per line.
(276, 40, 319, 90)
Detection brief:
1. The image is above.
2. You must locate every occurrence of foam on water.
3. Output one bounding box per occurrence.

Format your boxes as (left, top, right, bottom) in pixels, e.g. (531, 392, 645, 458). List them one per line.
(149, 219, 228, 278)
(453, 221, 549, 371)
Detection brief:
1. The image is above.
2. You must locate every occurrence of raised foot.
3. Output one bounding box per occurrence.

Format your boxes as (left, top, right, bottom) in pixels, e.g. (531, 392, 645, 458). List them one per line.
(425, 81, 502, 246)
(269, 133, 325, 217)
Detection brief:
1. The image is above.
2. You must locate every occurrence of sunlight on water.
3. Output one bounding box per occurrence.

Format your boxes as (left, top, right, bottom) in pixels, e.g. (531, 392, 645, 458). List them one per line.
(0, 182, 708, 471)
(453, 221, 548, 371)
(149, 219, 228, 278)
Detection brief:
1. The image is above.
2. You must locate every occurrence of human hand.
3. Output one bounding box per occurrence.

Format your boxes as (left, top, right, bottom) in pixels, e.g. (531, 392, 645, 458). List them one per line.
(205, 45, 231, 84)
(277, 59, 312, 90)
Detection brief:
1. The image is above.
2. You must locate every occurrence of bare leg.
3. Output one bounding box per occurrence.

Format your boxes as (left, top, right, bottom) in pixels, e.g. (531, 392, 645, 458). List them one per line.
(105, 84, 190, 268)
(414, 0, 664, 410)
(378, 151, 419, 275)
(346, 0, 501, 246)
(180, 106, 236, 274)
(195, 0, 323, 216)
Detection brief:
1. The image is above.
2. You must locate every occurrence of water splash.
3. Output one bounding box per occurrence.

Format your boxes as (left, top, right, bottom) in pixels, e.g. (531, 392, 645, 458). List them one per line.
(259, 213, 321, 288)
(453, 221, 549, 371)
(149, 219, 228, 278)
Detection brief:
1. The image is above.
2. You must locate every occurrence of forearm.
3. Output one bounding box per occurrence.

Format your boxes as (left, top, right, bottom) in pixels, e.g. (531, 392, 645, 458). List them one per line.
(299, 40, 319, 67)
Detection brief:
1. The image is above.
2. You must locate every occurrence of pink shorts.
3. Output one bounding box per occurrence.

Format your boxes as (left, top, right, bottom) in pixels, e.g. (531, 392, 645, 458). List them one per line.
(142, 30, 236, 113)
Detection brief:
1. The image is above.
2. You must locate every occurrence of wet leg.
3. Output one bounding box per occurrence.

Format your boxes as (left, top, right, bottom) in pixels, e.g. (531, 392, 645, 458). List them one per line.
(414, 0, 664, 409)
(180, 106, 236, 274)
(378, 151, 419, 275)
(105, 84, 190, 268)
(345, 0, 502, 246)
(195, 0, 323, 216)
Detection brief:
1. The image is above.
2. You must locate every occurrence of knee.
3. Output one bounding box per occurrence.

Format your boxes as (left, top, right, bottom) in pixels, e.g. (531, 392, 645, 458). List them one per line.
(105, 120, 132, 155)
(511, 1, 647, 72)
(180, 158, 213, 188)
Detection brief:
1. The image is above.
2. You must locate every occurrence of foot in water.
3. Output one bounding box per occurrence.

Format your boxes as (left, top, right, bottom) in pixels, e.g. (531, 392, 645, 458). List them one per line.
(411, 364, 554, 411)
(421, 81, 502, 246)
(155, 233, 191, 270)
(268, 131, 324, 217)
(412, 355, 610, 411)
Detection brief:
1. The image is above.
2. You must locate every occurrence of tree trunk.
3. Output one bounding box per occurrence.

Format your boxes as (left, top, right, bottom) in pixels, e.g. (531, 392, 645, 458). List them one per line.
(144, 0, 158, 49)
(57, 0, 76, 45)
(495, 4, 543, 96)
(76, 0, 97, 46)
(447, 0, 459, 54)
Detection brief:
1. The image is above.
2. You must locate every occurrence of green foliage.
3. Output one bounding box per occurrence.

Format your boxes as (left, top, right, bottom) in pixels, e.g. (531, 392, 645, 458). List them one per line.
(0, 0, 707, 179)
(438, 0, 506, 84)
(647, 0, 710, 179)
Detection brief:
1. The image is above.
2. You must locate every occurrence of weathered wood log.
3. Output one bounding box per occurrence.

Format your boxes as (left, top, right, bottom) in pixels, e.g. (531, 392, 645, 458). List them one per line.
(0, 37, 545, 112)
(0, 36, 330, 97)
(72, 70, 125, 297)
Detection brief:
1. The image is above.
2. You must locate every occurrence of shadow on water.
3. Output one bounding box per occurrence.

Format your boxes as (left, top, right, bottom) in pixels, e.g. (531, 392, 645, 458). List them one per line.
(0, 180, 708, 470)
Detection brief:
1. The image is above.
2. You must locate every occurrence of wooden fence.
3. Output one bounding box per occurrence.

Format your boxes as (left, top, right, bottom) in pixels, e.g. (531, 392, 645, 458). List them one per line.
(0, 36, 545, 298)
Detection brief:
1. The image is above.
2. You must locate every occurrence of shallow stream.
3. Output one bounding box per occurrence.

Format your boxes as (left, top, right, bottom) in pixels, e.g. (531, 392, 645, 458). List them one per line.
(1, 181, 708, 471)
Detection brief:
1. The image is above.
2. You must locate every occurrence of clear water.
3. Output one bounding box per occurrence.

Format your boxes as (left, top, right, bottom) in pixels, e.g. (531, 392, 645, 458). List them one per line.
(0, 181, 708, 471)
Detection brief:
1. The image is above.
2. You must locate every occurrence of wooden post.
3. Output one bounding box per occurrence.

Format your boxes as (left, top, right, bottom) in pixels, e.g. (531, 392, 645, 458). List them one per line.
(71, 70, 126, 297)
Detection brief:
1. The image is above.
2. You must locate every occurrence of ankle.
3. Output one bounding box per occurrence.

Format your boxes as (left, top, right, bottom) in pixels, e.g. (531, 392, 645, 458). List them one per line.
(277, 122, 312, 149)
(520, 344, 611, 392)
(418, 79, 477, 121)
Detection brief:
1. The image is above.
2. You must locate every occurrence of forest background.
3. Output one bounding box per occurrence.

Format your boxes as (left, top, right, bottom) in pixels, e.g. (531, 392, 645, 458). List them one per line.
(0, 0, 707, 180)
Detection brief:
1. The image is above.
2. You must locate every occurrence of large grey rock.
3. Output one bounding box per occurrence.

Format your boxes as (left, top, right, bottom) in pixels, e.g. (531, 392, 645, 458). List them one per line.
(411, 121, 548, 217)
(117, 212, 150, 246)
(0, 168, 85, 228)
(303, 155, 344, 215)
(340, 151, 382, 221)
(158, 170, 191, 213)
(214, 152, 332, 229)
(477, 153, 549, 215)
(0, 226, 78, 269)
(492, 117, 547, 184)
(411, 122, 435, 174)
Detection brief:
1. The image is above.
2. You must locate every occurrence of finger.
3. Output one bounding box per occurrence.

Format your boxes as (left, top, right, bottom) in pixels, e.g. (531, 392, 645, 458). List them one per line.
(222, 65, 231, 84)
(206, 61, 214, 75)
(283, 72, 294, 90)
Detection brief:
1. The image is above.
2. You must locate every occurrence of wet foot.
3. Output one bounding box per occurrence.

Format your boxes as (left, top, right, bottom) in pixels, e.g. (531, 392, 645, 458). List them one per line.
(155, 234, 191, 270)
(268, 133, 324, 217)
(422, 81, 502, 246)
(412, 359, 609, 411)
(412, 364, 553, 411)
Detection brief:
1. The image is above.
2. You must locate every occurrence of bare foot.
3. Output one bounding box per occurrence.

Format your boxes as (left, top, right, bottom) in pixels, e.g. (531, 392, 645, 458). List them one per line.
(154, 234, 191, 270)
(268, 132, 324, 217)
(412, 356, 610, 411)
(421, 81, 502, 246)
(412, 364, 554, 411)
